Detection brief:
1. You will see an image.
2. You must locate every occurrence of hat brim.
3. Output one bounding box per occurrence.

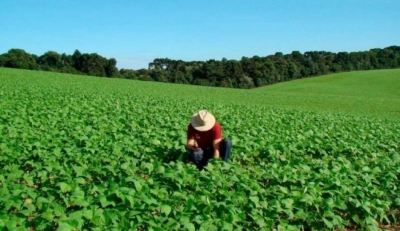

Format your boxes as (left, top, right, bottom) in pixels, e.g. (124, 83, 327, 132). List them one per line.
(190, 112, 216, 131)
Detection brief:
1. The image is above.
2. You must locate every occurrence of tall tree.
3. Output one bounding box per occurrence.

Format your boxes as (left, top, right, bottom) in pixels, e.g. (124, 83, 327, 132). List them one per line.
(105, 58, 119, 77)
(38, 51, 62, 71)
(0, 49, 38, 70)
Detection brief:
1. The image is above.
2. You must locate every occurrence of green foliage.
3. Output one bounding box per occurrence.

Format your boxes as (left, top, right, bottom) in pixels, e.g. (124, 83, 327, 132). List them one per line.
(0, 68, 399, 230)
(0, 49, 38, 70)
(1, 46, 400, 89)
(0, 48, 119, 78)
(143, 46, 400, 88)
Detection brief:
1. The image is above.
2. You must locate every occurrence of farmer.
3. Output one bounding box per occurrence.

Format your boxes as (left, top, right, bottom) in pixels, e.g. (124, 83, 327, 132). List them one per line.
(186, 110, 232, 170)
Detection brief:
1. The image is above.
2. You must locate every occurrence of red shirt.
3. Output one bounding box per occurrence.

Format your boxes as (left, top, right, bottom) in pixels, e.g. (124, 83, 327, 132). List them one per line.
(187, 122, 222, 148)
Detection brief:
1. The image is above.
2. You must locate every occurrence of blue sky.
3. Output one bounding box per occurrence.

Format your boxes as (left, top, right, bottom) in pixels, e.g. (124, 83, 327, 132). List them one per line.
(1, 0, 399, 70)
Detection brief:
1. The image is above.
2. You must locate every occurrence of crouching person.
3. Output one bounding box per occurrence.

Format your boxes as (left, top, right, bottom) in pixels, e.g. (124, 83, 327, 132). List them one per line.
(186, 110, 232, 170)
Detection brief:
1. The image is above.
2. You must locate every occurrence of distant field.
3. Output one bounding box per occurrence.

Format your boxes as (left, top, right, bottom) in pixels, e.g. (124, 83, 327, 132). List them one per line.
(1, 68, 400, 120)
(256, 69, 400, 98)
(251, 69, 400, 120)
(0, 67, 399, 230)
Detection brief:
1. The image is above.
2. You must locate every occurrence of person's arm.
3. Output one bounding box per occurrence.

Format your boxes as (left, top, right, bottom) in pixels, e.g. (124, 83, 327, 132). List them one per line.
(213, 138, 222, 158)
(186, 125, 200, 151)
(212, 122, 223, 158)
(187, 139, 200, 151)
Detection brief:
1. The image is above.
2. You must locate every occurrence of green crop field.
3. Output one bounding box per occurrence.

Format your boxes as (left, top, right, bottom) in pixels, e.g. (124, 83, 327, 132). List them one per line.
(251, 69, 400, 120)
(0, 67, 399, 231)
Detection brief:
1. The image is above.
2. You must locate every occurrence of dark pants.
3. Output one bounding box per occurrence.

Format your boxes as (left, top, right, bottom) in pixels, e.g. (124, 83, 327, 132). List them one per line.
(189, 138, 232, 170)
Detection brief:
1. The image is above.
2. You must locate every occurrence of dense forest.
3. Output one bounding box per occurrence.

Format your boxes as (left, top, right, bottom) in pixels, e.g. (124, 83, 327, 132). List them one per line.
(1, 46, 399, 89)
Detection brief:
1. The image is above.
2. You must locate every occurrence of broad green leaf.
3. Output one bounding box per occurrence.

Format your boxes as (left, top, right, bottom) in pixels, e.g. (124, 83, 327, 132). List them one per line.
(300, 194, 314, 205)
(249, 196, 259, 204)
(53, 202, 66, 217)
(99, 196, 115, 208)
(160, 204, 171, 216)
(125, 195, 135, 208)
(222, 221, 233, 231)
(282, 198, 294, 208)
(133, 180, 142, 192)
(73, 199, 90, 207)
(184, 222, 195, 231)
(395, 198, 400, 206)
(324, 197, 334, 208)
(57, 182, 72, 192)
(323, 218, 333, 228)
(74, 177, 86, 185)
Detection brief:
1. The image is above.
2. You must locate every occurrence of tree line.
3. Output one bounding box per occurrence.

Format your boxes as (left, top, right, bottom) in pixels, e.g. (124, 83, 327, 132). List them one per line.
(1, 46, 399, 89)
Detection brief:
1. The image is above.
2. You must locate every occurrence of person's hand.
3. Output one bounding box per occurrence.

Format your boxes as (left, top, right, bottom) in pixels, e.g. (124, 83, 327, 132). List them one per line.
(213, 150, 220, 159)
(192, 146, 201, 152)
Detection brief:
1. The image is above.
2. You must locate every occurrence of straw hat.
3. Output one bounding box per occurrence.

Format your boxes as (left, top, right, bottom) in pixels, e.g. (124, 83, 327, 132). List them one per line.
(191, 110, 216, 131)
